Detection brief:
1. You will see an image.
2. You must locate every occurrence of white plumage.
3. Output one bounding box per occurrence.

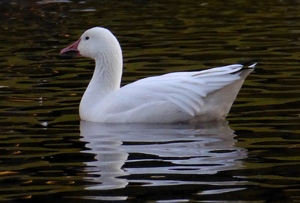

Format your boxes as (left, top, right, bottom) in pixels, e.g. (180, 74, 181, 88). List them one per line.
(60, 27, 255, 123)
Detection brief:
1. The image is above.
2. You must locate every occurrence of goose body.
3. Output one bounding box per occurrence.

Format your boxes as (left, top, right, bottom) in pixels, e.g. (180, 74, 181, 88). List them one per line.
(60, 27, 255, 123)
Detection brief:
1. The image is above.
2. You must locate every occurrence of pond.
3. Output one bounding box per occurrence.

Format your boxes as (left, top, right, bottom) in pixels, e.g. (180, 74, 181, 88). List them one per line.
(0, 0, 300, 202)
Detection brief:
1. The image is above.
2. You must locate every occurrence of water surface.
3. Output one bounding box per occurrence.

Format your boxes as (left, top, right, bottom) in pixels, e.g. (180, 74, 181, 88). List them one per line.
(0, 0, 300, 202)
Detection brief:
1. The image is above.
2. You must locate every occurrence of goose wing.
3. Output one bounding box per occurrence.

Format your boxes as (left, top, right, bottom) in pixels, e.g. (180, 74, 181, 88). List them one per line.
(100, 64, 251, 121)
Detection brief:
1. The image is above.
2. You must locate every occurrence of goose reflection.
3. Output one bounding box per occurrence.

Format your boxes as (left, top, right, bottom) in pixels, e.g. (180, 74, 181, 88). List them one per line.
(80, 121, 247, 192)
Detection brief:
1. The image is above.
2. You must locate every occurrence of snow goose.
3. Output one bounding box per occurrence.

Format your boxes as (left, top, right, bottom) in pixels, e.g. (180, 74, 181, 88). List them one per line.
(60, 27, 255, 123)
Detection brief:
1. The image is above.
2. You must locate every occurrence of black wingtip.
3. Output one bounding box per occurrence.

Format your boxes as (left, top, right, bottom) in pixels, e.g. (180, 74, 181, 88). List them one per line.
(238, 59, 258, 68)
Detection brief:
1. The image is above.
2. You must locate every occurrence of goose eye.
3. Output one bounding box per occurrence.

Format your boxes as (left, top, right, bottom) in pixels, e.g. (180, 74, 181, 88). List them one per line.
(85, 36, 89, 40)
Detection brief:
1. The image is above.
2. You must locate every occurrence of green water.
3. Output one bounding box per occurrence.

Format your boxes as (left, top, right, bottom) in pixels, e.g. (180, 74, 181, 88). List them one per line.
(0, 0, 299, 202)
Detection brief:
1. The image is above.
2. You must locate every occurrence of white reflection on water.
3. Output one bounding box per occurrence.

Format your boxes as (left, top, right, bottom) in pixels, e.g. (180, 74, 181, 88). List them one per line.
(80, 121, 247, 192)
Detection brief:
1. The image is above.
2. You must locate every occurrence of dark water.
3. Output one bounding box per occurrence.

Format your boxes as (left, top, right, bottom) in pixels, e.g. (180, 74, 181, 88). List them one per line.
(0, 0, 300, 202)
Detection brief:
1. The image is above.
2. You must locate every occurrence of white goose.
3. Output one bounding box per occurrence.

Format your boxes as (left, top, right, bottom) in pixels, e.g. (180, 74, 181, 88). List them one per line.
(60, 27, 255, 123)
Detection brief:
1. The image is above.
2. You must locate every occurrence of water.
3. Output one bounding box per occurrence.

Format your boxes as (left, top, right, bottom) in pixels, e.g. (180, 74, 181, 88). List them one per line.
(0, 0, 300, 202)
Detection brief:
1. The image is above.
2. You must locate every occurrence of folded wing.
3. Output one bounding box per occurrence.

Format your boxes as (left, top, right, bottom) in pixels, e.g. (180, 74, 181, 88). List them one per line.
(98, 64, 252, 123)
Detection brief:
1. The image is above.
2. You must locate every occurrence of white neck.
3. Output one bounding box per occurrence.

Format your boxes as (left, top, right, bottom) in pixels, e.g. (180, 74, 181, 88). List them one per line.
(79, 49, 123, 120)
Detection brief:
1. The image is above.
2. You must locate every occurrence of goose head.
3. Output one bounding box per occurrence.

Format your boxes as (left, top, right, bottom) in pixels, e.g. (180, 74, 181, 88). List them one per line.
(60, 27, 122, 60)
